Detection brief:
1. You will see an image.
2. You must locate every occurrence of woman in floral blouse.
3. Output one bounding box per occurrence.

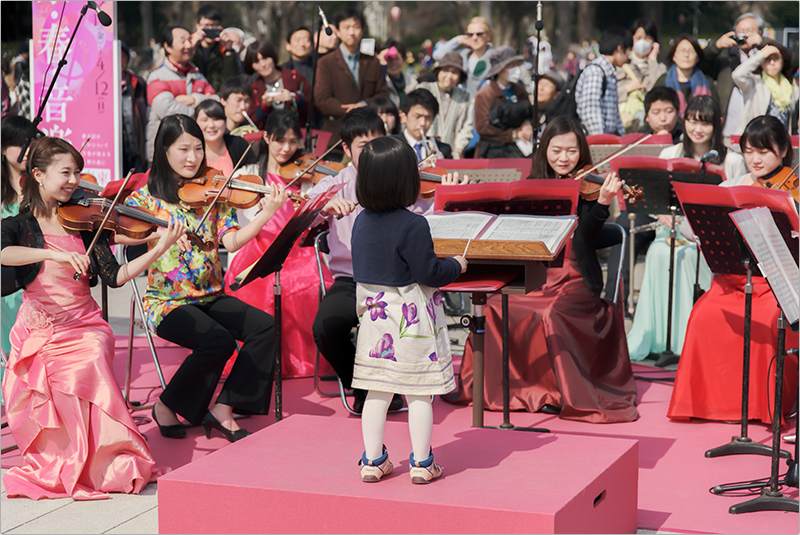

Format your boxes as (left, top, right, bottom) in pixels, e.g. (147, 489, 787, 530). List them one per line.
(125, 114, 289, 442)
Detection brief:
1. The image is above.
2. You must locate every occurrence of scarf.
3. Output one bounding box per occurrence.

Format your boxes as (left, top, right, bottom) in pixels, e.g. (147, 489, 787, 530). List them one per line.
(665, 64, 712, 115)
(761, 72, 793, 111)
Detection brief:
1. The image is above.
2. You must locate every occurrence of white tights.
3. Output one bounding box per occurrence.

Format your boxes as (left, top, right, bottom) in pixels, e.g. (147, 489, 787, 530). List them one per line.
(361, 391, 432, 462)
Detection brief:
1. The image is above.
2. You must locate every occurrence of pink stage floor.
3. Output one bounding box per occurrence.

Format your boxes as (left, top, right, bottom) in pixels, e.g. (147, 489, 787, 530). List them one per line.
(2, 335, 798, 533)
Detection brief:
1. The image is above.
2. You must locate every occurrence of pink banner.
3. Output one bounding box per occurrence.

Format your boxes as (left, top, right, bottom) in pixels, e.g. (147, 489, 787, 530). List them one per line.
(32, 1, 117, 186)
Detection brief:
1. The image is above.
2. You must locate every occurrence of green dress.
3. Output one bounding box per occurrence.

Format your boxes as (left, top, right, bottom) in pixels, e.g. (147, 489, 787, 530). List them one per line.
(626, 223, 712, 360)
(2, 203, 23, 379)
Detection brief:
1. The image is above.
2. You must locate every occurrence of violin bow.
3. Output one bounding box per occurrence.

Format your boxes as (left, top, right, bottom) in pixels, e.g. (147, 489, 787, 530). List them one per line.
(191, 143, 253, 237)
(73, 169, 134, 280)
(571, 131, 654, 181)
(78, 136, 91, 153)
(284, 139, 343, 189)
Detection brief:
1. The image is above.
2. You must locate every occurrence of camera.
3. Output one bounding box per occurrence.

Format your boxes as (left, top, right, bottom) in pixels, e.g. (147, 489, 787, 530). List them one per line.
(733, 33, 748, 46)
(203, 28, 222, 40)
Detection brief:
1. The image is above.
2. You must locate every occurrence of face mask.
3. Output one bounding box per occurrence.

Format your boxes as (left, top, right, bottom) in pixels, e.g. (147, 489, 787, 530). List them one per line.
(633, 39, 653, 57)
(506, 66, 522, 83)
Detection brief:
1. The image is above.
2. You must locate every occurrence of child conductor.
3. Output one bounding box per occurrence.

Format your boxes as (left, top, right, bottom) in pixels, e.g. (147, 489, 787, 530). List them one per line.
(350, 136, 467, 484)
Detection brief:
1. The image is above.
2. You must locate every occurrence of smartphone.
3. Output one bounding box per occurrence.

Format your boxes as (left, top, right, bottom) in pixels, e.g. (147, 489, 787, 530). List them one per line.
(204, 28, 222, 39)
(360, 38, 375, 56)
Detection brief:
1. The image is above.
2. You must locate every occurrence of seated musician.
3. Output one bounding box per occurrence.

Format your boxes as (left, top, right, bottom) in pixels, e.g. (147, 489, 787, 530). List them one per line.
(448, 115, 640, 423)
(308, 107, 465, 414)
(626, 95, 746, 362)
(1, 137, 184, 499)
(668, 115, 799, 424)
(223, 110, 334, 378)
(123, 113, 290, 443)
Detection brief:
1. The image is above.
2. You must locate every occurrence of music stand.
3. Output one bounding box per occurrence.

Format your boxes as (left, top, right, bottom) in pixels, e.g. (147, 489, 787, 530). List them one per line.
(229, 184, 343, 421)
(435, 180, 580, 430)
(673, 182, 795, 460)
(614, 159, 723, 367)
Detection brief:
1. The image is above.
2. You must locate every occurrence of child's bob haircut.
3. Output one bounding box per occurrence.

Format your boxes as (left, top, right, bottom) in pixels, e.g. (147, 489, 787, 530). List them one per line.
(356, 136, 420, 212)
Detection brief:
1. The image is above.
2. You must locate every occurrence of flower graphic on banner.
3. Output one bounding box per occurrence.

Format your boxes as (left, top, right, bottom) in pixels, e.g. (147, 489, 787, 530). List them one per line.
(369, 333, 396, 361)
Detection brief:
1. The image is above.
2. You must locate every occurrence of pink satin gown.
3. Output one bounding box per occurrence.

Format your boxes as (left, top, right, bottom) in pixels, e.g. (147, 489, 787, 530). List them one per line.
(224, 172, 334, 377)
(2, 234, 158, 500)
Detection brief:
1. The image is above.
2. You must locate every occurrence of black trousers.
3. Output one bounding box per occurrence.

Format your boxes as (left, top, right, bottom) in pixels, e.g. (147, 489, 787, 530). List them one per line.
(155, 295, 276, 425)
(312, 277, 359, 389)
(602, 212, 656, 307)
(478, 139, 525, 159)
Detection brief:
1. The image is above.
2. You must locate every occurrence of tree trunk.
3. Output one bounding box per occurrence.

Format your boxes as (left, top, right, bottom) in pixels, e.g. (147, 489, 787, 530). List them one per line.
(139, 2, 153, 50)
(576, 1, 596, 44)
(555, 1, 574, 60)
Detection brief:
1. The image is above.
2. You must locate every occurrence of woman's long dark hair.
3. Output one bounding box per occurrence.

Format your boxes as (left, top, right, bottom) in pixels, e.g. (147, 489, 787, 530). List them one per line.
(682, 95, 726, 164)
(149, 114, 206, 204)
(531, 116, 592, 179)
(2, 115, 36, 207)
(256, 109, 302, 177)
(740, 115, 794, 169)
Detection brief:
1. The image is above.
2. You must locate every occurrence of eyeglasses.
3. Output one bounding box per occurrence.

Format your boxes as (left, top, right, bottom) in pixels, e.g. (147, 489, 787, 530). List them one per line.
(467, 32, 486, 38)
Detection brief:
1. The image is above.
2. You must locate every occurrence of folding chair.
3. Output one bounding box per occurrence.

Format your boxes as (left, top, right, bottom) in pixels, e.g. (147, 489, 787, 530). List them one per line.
(123, 245, 168, 411)
(603, 222, 627, 308)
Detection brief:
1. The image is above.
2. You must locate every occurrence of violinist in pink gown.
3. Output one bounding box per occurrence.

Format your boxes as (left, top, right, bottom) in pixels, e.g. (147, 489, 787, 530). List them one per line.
(224, 110, 334, 377)
(1, 137, 184, 500)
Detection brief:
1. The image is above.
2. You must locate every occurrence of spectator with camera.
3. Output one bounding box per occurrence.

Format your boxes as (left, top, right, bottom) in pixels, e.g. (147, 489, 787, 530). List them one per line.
(191, 5, 241, 93)
(378, 39, 416, 107)
(702, 13, 765, 135)
(145, 24, 217, 162)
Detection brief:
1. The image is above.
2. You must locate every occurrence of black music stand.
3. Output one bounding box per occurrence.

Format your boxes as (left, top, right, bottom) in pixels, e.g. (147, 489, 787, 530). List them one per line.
(720, 206, 799, 514)
(439, 182, 578, 431)
(618, 167, 722, 367)
(229, 185, 343, 421)
(679, 202, 792, 460)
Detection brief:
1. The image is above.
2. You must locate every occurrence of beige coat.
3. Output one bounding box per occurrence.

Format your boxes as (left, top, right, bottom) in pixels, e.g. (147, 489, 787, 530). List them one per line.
(416, 81, 474, 155)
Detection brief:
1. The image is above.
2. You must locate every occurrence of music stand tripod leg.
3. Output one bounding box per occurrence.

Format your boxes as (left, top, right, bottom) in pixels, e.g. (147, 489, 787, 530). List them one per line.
(729, 311, 799, 514)
(274, 269, 283, 422)
(467, 293, 487, 428)
(655, 207, 679, 368)
(485, 293, 549, 433)
(705, 260, 787, 459)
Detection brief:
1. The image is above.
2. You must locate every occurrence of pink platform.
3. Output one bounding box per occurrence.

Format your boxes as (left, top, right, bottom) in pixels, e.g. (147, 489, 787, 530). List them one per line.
(158, 414, 639, 534)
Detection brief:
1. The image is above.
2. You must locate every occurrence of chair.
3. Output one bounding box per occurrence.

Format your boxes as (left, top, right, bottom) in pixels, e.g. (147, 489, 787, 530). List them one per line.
(123, 245, 168, 412)
(601, 222, 627, 308)
(1, 346, 19, 453)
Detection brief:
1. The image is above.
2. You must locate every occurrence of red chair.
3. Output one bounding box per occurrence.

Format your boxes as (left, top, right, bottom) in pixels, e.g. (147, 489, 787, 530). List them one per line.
(586, 134, 621, 145)
(620, 132, 673, 145)
(436, 158, 490, 169)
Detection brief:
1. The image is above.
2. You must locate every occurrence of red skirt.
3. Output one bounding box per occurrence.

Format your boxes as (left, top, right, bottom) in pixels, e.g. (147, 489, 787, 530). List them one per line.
(454, 259, 639, 424)
(668, 274, 798, 425)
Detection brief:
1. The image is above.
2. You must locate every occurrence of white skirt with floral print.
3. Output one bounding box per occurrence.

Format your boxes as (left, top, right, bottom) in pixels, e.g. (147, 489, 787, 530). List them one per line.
(351, 282, 456, 396)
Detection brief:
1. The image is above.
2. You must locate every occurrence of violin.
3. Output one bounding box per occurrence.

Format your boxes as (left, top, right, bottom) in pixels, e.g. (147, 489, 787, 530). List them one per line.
(58, 195, 214, 250)
(418, 167, 453, 199)
(279, 154, 345, 185)
(178, 166, 307, 209)
(569, 164, 644, 202)
(755, 164, 799, 202)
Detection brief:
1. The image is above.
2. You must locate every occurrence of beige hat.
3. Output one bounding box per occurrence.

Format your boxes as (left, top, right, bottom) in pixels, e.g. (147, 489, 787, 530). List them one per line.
(484, 46, 524, 79)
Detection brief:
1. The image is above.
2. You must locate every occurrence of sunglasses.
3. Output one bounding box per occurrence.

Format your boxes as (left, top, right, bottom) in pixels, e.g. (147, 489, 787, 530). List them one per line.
(467, 32, 486, 38)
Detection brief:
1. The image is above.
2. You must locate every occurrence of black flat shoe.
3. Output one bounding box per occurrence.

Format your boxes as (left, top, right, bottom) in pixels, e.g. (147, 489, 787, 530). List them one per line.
(151, 406, 186, 439)
(202, 411, 251, 442)
(538, 403, 562, 415)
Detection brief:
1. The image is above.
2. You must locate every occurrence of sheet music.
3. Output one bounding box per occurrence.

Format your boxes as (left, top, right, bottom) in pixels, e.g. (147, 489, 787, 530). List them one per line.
(730, 207, 799, 324)
(426, 212, 495, 240)
(481, 215, 577, 253)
